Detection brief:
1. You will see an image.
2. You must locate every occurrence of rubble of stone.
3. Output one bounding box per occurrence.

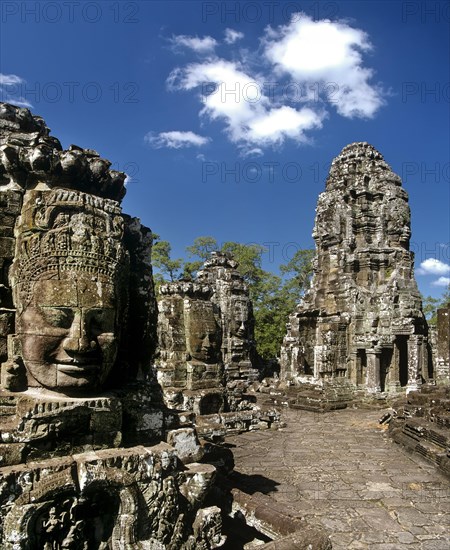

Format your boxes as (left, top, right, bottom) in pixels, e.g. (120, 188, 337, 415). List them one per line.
(0, 103, 224, 548)
(388, 386, 450, 476)
(257, 377, 356, 412)
(280, 142, 432, 404)
(156, 252, 282, 438)
(229, 489, 332, 549)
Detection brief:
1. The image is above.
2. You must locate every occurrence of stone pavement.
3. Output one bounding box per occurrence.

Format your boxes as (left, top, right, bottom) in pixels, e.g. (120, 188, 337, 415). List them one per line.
(225, 408, 449, 549)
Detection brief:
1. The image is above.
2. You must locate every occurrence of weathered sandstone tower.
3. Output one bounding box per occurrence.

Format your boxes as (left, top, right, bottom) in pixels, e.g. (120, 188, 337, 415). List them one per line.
(281, 142, 430, 394)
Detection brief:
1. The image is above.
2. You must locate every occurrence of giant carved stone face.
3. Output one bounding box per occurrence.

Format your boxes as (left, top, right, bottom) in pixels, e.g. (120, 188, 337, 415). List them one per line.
(16, 274, 120, 392)
(9, 188, 127, 394)
(185, 300, 220, 363)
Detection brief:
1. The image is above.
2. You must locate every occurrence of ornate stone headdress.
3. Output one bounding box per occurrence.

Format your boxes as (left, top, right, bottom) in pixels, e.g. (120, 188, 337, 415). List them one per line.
(11, 188, 128, 305)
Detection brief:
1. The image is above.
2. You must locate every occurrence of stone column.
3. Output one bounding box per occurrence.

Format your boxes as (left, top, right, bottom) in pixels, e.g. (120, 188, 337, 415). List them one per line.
(420, 336, 430, 383)
(389, 341, 400, 391)
(313, 345, 322, 380)
(407, 335, 422, 392)
(349, 350, 358, 385)
(366, 347, 381, 393)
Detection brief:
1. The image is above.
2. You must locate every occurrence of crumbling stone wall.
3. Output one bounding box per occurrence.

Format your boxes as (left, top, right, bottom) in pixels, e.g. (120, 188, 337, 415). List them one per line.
(281, 142, 430, 394)
(436, 307, 450, 384)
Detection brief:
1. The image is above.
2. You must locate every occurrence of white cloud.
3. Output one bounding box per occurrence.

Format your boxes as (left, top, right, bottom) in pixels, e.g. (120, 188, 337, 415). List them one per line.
(167, 59, 325, 148)
(0, 73, 24, 86)
(0, 73, 33, 108)
(247, 105, 324, 144)
(170, 34, 217, 54)
(432, 277, 450, 287)
(166, 14, 385, 150)
(224, 28, 244, 44)
(145, 130, 210, 149)
(263, 13, 384, 118)
(416, 258, 450, 276)
(242, 147, 264, 158)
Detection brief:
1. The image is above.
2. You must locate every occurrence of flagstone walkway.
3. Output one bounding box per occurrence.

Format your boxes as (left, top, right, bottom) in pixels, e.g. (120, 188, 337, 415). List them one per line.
(226, 408, 449, 549)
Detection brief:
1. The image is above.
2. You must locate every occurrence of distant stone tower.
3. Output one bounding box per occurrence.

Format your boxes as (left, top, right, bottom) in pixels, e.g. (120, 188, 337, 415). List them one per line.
(156, 252, 260, 414)
(281, 142, 431, 393)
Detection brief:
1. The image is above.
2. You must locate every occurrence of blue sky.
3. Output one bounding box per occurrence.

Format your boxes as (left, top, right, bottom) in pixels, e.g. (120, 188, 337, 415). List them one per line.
(1, 0, 449, 298)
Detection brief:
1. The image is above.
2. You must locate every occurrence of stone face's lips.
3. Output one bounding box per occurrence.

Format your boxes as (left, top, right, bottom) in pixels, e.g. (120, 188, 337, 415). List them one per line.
(57, 364, 100, 375)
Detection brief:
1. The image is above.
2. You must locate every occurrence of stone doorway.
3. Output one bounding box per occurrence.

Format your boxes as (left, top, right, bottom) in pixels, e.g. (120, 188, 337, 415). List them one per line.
(380, 348, 393, 392)
(396, 336, 409, 387)
(199, 392, 224, 415)
(356, 349, 367, 386)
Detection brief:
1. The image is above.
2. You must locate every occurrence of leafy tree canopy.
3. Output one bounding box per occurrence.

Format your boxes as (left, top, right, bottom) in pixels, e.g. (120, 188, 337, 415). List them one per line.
(423, 286, 450, 325)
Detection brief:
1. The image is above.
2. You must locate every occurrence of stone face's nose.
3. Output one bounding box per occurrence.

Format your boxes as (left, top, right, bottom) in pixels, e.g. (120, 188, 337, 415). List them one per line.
(62, 310, 96, 354)
(237, 322, 246, 337)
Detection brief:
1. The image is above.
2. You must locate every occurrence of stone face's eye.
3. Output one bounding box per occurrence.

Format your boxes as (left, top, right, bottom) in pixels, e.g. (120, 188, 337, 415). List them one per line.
(88, 309, 115, 334)
(40, 307, 74, 328)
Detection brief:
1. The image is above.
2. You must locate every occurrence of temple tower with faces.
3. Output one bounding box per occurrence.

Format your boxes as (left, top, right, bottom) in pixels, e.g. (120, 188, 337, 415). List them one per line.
(281, 142, 431, 394)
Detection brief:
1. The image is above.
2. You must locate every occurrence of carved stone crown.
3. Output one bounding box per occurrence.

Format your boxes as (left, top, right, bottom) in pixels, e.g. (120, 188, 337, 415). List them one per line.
(159, 281, 212, 298)
(203, 251, 238, 270)
(11, 188, 127, 301)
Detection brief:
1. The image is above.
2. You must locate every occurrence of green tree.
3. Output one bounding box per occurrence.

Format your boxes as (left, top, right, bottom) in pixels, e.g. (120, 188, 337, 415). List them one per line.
(423, 295, 440, 325)
(253, 249, 314, 360)
(280, 249, 315, 305)
(221, 242, 267, 297)
(423, 285, 450, 325)
(152, 238, 183, 283)
(186, 236, 219, 261)
(183, 236, 219, 279)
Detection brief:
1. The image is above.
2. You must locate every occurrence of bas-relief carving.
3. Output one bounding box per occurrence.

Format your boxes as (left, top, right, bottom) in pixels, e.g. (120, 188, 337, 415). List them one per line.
(1, 447, 222, 549)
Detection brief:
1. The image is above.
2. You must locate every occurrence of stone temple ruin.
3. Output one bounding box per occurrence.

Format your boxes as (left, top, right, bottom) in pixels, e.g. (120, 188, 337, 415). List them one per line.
(0, 103, 225, 549)
(0, 103, 448, 548)
(281, 142, 432, 401)
(156, 252, 280, 439)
